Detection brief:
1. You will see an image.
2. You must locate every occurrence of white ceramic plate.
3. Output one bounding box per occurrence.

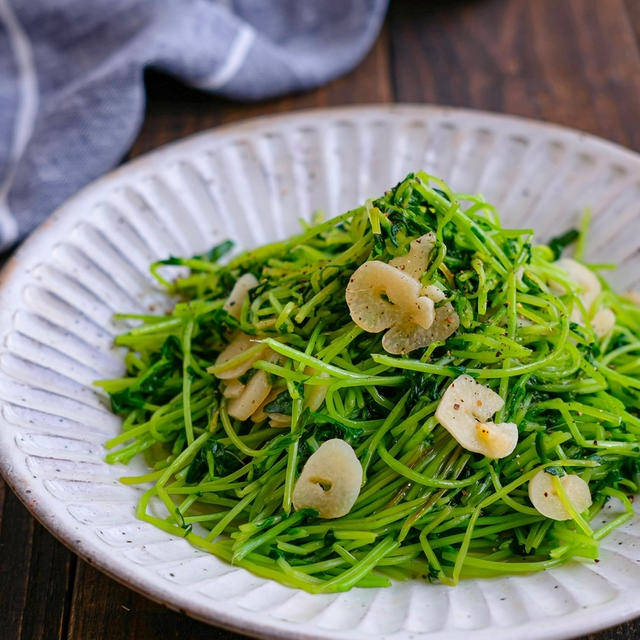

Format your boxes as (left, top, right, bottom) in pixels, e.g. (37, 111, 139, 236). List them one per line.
(1, 106, 640, 640)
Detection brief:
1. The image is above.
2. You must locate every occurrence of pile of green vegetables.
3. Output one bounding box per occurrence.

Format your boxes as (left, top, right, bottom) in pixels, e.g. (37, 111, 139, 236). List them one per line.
(98, 172, 640, 593)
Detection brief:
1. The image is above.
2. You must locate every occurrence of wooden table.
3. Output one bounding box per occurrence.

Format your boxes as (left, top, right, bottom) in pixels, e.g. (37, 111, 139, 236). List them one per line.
(2, 1, 640, 638)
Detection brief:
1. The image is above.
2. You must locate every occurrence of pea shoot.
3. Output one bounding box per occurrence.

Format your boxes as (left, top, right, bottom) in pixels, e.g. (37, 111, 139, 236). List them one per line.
(98, 172, 640, 593)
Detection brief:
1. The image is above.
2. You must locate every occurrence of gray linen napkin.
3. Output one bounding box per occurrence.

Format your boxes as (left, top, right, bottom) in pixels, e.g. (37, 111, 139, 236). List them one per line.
(0, 0, 387, 250)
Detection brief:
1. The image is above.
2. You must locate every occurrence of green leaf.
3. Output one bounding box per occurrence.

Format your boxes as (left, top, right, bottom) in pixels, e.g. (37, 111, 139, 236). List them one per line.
(548, 229, 579, 259)
(202, 239, 234, 263)
(544, 466, 566, 477)
(185, 440, 244, 484)
(264, 392, 293, 416)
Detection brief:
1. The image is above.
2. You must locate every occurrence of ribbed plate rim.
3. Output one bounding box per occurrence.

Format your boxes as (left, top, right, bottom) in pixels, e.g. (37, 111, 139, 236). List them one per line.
(1, 104, 640, 640)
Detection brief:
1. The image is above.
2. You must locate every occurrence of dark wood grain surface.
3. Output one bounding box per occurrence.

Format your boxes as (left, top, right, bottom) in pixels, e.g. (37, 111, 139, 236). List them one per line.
(2, 1, 640, 638)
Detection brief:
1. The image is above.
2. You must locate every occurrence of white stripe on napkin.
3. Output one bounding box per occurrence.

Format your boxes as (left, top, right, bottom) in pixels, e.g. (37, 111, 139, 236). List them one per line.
(196, 25, 255, 90)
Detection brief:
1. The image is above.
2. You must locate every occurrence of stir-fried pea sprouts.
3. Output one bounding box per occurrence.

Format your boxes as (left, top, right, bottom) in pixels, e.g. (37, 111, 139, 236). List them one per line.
(98, 172, 640, 593)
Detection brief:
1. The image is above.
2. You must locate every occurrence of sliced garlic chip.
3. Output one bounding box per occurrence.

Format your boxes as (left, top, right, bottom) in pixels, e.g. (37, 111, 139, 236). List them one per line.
(382, 301, 459, 355)
(389, 232, 436, 279)
(304, 368, 329, 413)
(210, 332, 267, 380)
(222, 379, 246, 399)
(551, 258, 616, 334)
(292, 439, 363, 519)
(346, 260, 435, 331)
(346, 250, 460, 355)
(223, 273, 258, 320)
(256, 369, 328, 427)
(268, 413, 292, 428)
(226, 352, 281, 421)
(592, 308, 616, 338)
(435, 374, 518, 459)
(251, 387, 283, 423)
(422, 284, 446, 303)
(346, 260, 445, 354)
(551, 258, 601, 321)
(528, 470, 592, 521)
(227, 370, 272, 421)
(552, 258, 601, 301)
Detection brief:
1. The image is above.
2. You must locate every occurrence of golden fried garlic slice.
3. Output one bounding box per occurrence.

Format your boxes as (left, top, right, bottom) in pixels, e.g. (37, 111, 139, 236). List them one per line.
(222, 379, 246, 399)
(422, 284, 446, 302)
(552, 258, 616, 332)
(389, 232, 436, 279)
(251, 387, 284, 423)
(346, 261, 441, 354)
(346, 261, 435, 331)
(435, 374, 518, 459)
(383, 300, 460, 354)
(227, 352, 280, 421)
(223, 273, 258, 320)
(346, 232, 459, 354)
(304, 367, 329, 413)
(528, 469, 592, 521)
(592, 308, 616, 338)
(210, 332, 267, 380)
(552, 258, 600, 310)
(292, 439, 363, 519)
(268, 413, 292, 428)
(227, 370, 271, 421)
(254, 369, 329, 428)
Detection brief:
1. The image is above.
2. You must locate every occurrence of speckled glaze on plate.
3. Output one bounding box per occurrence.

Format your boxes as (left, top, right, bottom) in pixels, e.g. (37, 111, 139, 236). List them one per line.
(1, 106, 640, 640)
